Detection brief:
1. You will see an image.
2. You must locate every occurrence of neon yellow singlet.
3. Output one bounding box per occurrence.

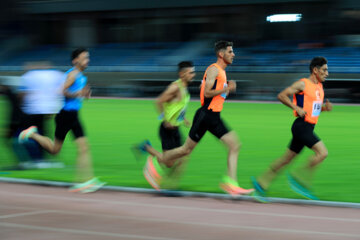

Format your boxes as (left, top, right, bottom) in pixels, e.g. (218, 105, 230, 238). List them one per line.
(163, 79, 190, 126)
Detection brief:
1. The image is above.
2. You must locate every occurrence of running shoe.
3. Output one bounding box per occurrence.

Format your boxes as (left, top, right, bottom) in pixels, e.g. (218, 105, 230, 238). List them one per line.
(143, 155, 163, 190)
(287, 172, 319, 200)
(132, 139, 152, 161)
(250, 176, 269, 203)
(69, 177, 101, 193)
(81, 178, 107, 193)
(220, 176, 254, 196)
(18, 126, 38, 143)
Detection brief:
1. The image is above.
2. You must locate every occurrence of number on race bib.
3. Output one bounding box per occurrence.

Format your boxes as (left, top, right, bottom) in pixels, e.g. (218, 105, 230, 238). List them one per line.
(312, 101, 322, 117)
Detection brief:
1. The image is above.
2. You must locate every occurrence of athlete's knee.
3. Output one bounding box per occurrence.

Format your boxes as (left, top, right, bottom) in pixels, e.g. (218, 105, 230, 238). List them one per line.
(164, 160, 175, 168)
(50, 143, 63, 155)
(51, 148, 61, 155)
(228, 138, 241, 152)
(235, 140, 241, 151)
(317, 149, 328, 161)
(77, 142, 89, 155)
(79, 145, 89, 155)
(221, 131, 240, 152)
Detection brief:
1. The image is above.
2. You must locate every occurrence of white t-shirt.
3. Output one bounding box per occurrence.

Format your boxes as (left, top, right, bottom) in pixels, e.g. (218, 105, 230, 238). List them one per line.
(20, 70, 65, 115)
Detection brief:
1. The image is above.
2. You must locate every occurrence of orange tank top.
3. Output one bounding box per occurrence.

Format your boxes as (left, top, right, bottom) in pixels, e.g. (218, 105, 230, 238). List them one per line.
(293, 78, 324, 124)
(200, 63, 227, 112)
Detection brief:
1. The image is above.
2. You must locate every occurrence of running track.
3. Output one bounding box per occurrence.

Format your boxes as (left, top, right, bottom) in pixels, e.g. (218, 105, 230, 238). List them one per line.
(1, 182, 359, 240)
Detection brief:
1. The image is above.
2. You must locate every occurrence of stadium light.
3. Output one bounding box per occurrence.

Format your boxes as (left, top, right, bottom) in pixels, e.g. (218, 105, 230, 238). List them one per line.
(266, 14, 302, 22)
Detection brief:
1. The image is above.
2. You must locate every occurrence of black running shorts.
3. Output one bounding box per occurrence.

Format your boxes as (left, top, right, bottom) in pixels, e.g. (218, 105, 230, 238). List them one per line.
(159, 122, 183, 150)
(55, 109, 85, 141)
(289, 117, 320, 154)
(189, 107, 230, 142)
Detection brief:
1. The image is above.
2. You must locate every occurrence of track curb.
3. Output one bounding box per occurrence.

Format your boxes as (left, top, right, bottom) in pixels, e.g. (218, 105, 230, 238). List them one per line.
(1, 177, 360, 209)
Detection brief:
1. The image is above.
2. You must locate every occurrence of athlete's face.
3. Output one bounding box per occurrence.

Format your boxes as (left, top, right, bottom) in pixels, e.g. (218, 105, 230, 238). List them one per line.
(220, 46, 235, 65)
(180, 67, 196, 83)
(314, 64, 329, 83)
(73, 51, 90, 69)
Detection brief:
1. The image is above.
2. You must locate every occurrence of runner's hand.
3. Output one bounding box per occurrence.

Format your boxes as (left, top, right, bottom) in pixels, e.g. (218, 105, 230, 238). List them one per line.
(295, 106, 307, 118)
(79, 86, 91, 98)
(228, 80, 237, 92)
(324, 99, 332, 111)
(84, 86, 91, 99)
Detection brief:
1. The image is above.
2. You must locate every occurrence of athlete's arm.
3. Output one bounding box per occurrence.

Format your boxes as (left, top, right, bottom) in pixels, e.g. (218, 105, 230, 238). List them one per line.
(63, 70, 82, 98)
(278, 80, 306, 117)
(203, 67, 234, 98)
(83, 84, 91, 99)
(321, 99, 332, 112)
(155, 83, 179, 114)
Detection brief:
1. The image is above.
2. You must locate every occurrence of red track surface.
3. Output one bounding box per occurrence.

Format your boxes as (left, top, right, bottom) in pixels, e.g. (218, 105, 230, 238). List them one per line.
(1, 182, 359, 240)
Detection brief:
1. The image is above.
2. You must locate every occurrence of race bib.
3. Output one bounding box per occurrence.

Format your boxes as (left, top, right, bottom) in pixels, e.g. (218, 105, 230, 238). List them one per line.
(312, 101, 322, 117)
(221, 83, 228, 99)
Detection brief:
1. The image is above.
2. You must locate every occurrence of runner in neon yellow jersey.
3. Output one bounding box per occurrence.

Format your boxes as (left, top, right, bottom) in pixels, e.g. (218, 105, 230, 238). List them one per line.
(134, 61, 195, 190)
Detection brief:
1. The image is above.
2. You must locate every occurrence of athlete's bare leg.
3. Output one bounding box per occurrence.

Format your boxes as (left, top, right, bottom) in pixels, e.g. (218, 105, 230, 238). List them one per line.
(145, 145, 163, 161)
(75, 137, 94, 183)
(257, 149, 298, 190)
(167, 156, 188, 178)
(292, 141, 328, 187)
(146, 145, 189, 171)
(220, 131, 241, 181)
(161, 137, 197, 167)
(161, 155, 189, 189)
(30, 132, 63, 155)
(309, 141, 328, 167)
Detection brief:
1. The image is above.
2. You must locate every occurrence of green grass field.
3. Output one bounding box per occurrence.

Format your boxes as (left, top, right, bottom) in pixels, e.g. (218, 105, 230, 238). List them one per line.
(1, 97, 359, 203)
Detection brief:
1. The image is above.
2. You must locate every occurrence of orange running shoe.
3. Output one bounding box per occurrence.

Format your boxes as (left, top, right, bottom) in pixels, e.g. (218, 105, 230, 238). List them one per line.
(143, 156, 164, 190)
(220, 176, 254, 196)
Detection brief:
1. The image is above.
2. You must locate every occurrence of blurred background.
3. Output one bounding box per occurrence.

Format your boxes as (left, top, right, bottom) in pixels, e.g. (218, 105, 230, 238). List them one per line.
(0, 0, 359, 102)
(0, 1, 359, 202)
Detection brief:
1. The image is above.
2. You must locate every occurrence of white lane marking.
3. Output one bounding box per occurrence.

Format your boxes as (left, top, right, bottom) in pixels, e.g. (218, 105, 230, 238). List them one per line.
(0, 205, 359, 237)
(0, 222, 186, 240)
(0, 218, 359, 239)
(2, 191, 359, 223)
(0, 210, 55, 219)
(0, 205, 39, 211)
(40, 209, 360, 238)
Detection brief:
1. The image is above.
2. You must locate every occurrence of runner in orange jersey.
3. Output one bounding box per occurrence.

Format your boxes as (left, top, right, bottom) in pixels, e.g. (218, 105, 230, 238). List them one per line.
(252, 56, 333, 201)
(142, 40, 254, 196)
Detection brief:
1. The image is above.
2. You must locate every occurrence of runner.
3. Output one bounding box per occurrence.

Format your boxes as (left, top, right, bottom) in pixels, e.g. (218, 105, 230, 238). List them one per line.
(19, 48, 105, 193)
(252, 56, 332, 201)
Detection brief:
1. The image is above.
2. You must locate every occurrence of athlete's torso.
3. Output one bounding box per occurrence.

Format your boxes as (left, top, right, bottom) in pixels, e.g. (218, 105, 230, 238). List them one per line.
(200, 63, 227, 112)
(163, 79, 190, 126)
(63, 67, 87, 111)
(293, 78, 324, 124)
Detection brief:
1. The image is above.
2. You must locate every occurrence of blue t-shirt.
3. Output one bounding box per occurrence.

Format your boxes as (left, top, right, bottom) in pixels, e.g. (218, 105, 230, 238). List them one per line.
(63, 67, 87, 111)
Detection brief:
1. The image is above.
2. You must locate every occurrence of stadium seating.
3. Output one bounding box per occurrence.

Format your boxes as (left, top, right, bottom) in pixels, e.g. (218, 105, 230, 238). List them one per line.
(1, 41, 360, 73)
